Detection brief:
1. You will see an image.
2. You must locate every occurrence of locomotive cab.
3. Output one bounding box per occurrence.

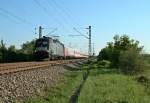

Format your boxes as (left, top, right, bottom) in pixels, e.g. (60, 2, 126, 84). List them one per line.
(34, 36, 64, 60)
(35, 37, 49, 59)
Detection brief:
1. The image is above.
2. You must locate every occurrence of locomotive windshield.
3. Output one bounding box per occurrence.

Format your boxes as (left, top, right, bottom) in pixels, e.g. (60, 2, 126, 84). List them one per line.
(35, 39, 48, 48)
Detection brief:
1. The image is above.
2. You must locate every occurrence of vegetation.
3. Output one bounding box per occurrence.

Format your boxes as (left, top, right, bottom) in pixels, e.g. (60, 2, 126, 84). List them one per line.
(77, 35, 150, 102)
(76, 59, 150, 103)
(78, 67, 150, 103)
(98, 35, 146, 74)
(20, 40, 35, 54)
(97, 60, 111, 68)
(142, 54, 150, 65)
(0, 39, 35, 63)
(24, 53, 150, 103)
(26, 70, 84, 103)
(119, 48, 144, 74)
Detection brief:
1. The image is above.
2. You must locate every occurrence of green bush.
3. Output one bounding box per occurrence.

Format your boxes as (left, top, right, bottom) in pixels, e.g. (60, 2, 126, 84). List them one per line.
(119, 48, 144, 74)
(98, 60, 111, 68)
(98, 35, 143, 68)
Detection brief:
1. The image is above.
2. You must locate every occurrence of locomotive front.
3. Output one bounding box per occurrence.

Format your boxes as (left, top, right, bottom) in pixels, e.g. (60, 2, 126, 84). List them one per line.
(35, 38, 49, 59)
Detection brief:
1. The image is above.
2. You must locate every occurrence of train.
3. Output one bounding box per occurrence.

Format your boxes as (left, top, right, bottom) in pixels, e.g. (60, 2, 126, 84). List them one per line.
(34, 36, 88, 60)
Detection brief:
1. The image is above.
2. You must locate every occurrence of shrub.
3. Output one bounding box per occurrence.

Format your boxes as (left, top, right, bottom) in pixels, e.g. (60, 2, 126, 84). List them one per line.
(98, 35, 143, 68)
(98, 60, 111, 68)
(119, 48, 144, 74)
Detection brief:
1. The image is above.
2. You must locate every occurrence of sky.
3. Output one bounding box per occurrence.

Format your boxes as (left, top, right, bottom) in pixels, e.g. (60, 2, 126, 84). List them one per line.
(0, 0, 150, 55)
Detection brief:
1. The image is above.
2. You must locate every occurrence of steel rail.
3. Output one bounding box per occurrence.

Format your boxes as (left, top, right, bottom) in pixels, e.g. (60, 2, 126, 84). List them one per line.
(0, 59, 82, 75)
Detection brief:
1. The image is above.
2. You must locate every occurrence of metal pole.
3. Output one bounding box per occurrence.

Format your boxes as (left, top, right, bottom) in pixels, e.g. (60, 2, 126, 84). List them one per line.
(39, 26, 42, 38)
(92, 43, 95, 56)
(72, 26, 92, 57)
(88, 26, 92, 56)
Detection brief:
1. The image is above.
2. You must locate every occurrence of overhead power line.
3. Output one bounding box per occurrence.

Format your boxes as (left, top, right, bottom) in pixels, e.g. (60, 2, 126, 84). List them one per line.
(33, 0, 58, 25)
(46, 28, 58, 36)
(33, 0, 49, 16)
(46, 0, 70, 27)
(52, 0, 81, 27)
(73, 28, 89, 39)
(0, 7, 34, 26)
(0, 11, 19, 24)
(33, 0, 69, 32)
(71, 26, 92, 56)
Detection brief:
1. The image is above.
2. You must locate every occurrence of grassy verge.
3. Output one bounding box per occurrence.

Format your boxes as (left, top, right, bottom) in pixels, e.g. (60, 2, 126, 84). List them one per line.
(26, 70, 84, 103)
(78, 68, 150, 103)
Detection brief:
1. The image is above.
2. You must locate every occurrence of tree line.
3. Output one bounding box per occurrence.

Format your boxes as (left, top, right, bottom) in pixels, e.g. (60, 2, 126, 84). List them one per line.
(97, 35, 149, 74)
(0, 40, 35, 63)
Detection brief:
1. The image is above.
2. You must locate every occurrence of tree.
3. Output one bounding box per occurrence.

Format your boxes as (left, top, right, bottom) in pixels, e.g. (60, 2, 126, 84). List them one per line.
(0, 41, 2, 62)
(20, 40, 35, 54)
(0, 40, 7, 62)
(0, 39, 36, 63)
(8, 45, 16, 52)
(98, 35, 143, 67)
(20, 40, 36, 61)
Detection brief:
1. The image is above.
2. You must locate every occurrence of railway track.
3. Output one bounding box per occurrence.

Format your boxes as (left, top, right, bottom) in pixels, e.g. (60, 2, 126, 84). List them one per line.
(0, 59, 83, 75)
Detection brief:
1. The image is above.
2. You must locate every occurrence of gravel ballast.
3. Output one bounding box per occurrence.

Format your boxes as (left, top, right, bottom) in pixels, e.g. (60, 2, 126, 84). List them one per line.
(0, 64, 73, 103)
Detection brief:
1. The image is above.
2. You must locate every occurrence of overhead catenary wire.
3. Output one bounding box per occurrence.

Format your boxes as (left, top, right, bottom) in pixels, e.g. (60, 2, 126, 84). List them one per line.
(48, 0, 85, 50)
(0, 7, 34, 27)
(51, 0, 88, 48)
(47, 0, 82, 36)
(73, 28, 89, 39)
(33, 0, 70, 33)
(33, 0, 76, 48)
(33, 0, 60, 26)
(51, 0, 81, 27)
(0, 11, 19, 24)
(46, 28, 58, 36)
(46, 0, 71, 27)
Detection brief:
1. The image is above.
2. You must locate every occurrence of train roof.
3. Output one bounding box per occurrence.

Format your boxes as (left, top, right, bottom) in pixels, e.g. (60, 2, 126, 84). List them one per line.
(36, 36, 64, 45)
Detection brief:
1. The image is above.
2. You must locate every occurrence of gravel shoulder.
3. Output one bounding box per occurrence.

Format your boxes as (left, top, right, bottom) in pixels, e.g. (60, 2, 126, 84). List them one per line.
(0, 63, 80, 103)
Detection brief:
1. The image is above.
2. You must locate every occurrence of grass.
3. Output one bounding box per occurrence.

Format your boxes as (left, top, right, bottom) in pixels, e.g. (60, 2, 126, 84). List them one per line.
(78, 67, 150, 103)
(26, 70, 84, 103)
(25, 61, 150, 103)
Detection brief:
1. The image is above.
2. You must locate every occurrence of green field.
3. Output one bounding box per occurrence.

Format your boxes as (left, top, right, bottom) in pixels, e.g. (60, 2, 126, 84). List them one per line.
(78, 68, 150, 103)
